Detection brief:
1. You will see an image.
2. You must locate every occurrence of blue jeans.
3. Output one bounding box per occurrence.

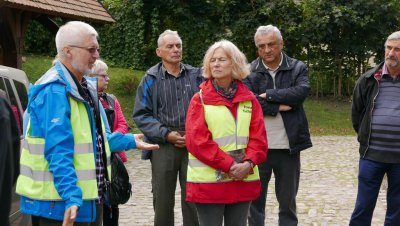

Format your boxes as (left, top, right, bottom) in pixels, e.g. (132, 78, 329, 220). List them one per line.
(350, 159, 400, 226)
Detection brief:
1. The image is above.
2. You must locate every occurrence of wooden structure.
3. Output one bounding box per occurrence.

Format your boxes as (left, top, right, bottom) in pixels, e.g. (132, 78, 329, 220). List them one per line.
(0, 0, 114, 68)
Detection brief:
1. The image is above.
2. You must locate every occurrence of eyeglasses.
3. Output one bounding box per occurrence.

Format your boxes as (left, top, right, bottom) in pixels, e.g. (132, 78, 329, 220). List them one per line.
(69, 45, 101, 54)
(96, 74, 109, 81)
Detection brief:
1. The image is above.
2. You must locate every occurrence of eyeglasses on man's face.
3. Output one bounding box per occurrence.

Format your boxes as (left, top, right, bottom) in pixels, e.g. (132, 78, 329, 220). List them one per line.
(69, 45, 101, 54)
(96, 74, 109, 81)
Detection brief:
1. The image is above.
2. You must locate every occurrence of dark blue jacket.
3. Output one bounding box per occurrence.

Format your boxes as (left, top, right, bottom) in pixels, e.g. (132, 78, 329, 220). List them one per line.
(243, 53, 312, 154)
(132, 62, 203, 159)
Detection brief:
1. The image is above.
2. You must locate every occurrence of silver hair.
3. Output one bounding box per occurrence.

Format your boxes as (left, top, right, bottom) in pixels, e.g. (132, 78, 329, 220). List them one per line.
(55, 21, 98, 59)
(254, 25, 283, 46)
(90, 59, 108, 76)
(202, 40, 249, 80)
(157, 29, 182, 47)
(385, 31, 400, 46)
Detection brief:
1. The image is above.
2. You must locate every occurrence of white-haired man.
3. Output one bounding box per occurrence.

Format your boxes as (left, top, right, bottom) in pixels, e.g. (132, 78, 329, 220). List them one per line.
(133, 29, 202, 226)
(350, 31, 400, 225)
(244, 25, 312, 226)
(16, 21, 158, 226)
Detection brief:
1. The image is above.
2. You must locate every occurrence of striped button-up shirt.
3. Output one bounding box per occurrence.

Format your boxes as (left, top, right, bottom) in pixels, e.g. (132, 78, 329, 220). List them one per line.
(156, 65, 198, 131)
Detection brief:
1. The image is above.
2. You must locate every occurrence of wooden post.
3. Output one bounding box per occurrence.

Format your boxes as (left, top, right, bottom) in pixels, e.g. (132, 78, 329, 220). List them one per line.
(0, 8, 30, 68)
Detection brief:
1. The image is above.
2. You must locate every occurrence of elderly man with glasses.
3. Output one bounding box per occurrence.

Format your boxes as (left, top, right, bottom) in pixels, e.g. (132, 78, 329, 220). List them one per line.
(16, 21, 158, 226)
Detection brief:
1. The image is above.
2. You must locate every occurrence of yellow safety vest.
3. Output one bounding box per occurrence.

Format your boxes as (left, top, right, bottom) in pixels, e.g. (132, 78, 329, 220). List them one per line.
(16, 98, 111, 200)
(187, 91, 260, 183)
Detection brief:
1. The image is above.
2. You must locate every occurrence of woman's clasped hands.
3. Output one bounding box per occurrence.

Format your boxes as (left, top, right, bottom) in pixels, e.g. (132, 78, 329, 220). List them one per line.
(228, 161, 252, 181)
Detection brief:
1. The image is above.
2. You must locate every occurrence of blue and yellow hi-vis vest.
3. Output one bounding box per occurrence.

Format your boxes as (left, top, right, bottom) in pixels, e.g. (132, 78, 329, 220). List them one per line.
(16, 97, 111, 200)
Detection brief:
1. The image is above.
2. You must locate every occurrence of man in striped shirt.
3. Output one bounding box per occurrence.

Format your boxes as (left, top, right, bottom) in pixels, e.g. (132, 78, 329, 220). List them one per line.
(133, 29, 202, 226)
(351, 31, 400, 225)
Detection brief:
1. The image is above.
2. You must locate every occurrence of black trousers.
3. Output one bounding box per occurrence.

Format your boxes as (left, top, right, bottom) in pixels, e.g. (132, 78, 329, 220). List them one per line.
(248, 149, 300, 226)
(150, 142, 199, 226)
(195, 201, 251, 226)
(103, 204, 119, 226)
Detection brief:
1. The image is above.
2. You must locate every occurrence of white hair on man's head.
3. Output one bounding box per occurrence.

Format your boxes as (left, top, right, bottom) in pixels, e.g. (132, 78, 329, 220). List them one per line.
(55, 21, 98, 59)
(157, 29, 182, 47)
(254, 25, 282, 46)
(385, 31, 400, 46)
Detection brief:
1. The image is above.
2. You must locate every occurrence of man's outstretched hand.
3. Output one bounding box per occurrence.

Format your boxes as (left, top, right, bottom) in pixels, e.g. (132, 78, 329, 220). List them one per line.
(62, 205, 78, 226)
(134, 134, 160, 150)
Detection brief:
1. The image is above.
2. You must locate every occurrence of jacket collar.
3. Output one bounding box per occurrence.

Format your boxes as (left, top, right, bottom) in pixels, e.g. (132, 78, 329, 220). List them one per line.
(31, 61, 97, 103)
(251, 52, 293, 73)
(364, 62, 384, 79)
(199, 79, 255, 106)
(146, 62, 195, 79)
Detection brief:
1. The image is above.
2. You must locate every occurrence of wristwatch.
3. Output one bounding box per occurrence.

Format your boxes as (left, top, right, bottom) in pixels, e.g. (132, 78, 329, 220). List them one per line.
(245, 160, 254, 168)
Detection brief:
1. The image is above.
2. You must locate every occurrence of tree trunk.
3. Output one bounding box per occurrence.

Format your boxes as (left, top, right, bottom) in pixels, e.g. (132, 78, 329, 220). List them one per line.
(336, 53, 343, 98)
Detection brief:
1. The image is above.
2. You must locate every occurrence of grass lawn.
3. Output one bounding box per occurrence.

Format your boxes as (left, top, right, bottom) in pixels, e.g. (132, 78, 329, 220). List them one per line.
(304, 98, 354, 136)
(22, 54, 354, 136)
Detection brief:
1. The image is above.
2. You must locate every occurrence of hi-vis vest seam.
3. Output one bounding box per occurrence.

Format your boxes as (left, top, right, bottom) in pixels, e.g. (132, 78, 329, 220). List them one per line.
(20, 165, 96, 181)
(21, 140, 92, 155)
(187, 90, 260, 183)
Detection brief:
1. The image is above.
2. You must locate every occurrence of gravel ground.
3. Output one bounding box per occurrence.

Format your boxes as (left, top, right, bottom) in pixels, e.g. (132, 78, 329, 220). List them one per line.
(119, 136, 387, 226)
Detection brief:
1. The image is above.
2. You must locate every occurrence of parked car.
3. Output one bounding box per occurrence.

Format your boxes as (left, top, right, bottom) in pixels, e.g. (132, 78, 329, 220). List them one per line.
(0, 65, 31, 225)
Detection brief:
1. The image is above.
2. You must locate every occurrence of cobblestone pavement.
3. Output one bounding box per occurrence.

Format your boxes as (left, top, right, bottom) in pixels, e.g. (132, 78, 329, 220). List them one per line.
(119, 136, 387, 226)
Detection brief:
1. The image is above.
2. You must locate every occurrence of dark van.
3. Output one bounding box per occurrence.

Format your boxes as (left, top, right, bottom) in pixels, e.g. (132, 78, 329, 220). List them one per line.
(0, 65, 31, 225)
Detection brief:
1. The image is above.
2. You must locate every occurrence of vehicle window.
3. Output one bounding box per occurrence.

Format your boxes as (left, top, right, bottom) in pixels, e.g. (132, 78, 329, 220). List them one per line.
(4, 78, 22, 135)
(0, 77, 6, 95)
(14, 80, 28, 111)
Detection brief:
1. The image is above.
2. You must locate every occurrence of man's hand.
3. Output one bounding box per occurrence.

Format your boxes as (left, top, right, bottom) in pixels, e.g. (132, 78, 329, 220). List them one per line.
(259, 93, 267, 99)
(279, 104, 292, 111)
(62, 205, 78, 226)
(166, 131, 186, 148)
(134, 134, 160, 150)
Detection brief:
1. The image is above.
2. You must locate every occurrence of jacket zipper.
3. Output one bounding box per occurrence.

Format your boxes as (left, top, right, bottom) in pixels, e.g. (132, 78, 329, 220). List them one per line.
(270, 68, 292, 154)
(362, 78, 379, 158)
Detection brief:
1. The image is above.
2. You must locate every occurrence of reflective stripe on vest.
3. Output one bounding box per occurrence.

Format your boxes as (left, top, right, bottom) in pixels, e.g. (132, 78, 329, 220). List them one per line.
(187, 90, 260, 183)
(16, 97, 111, 200)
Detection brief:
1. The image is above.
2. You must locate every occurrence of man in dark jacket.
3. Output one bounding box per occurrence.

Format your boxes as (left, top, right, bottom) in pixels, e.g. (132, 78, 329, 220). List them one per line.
(244, 25, 312, 226)
(350, 31, 400, 225)
(0, 92, 20, 226)
(133, 29, 201, 226)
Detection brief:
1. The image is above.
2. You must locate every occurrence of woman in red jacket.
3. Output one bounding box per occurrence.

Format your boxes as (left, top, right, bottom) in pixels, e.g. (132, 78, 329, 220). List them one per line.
(185, 40, 268, 226)
(90, 59, 129, 226)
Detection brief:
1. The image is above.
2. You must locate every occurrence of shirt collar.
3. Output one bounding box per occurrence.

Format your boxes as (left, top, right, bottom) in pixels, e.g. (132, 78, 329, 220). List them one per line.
(161, 63, 185, 78)
(382, 63, 400, 80)
(382, 63, 390, 76)
(65, 66, 87, 98)
(262, 52, 283, 72)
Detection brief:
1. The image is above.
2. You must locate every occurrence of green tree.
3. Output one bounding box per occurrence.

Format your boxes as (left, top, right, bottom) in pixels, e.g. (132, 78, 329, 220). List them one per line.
(97, 0, 146, 69)
(219, 0, 304, 62)
(301, 0, 400, 97)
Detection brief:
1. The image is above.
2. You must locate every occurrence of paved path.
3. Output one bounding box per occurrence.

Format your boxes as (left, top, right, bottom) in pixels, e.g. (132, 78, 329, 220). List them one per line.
(119, 136, 387, 226)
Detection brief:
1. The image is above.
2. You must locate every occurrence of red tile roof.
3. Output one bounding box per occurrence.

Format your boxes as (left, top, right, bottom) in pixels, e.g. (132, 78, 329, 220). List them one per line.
(0, 0, 114, 23)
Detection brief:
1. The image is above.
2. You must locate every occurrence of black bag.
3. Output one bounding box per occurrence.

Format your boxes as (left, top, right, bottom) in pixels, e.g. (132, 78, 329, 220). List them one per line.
(109, 152, 132, 205)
